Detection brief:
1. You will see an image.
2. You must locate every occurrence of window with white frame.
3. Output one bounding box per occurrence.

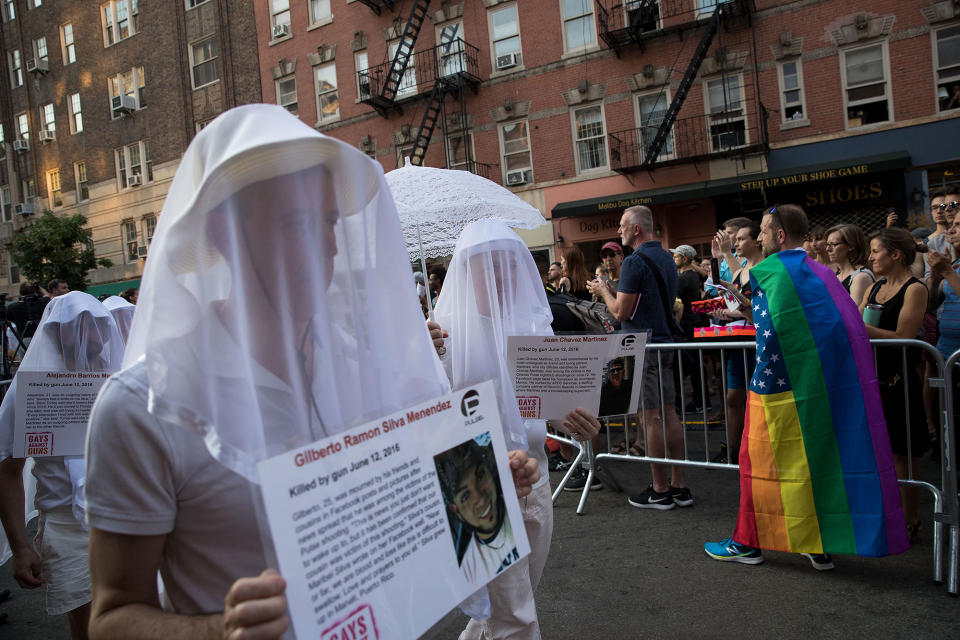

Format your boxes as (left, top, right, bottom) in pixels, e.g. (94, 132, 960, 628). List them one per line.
(706, 74, 747, 151)
(195, 118, 214, 133)
(842, 43, 890, 127)
(276, 75, 297, 113)
(29, 0, 41, 7)
(47, 169, 62, 207)
(8, 254, 19, 285)
(355, 50, 370, 100)
(116, 140, 152, 189)
(0, 186, 10, 222)
(388, 40, 417, 96)
(490, 4, 521, 70)
(62, 23, 76, 64)
(22, 178, 35, 200)
(69, 93, 82, 133)
(186, 0, 211, 9)
(624, 0, 659, 33)
(572, 105, 607, 172)
(314, 63, 339, 124)
(2, 0, 14, 22)
(778, 59, 807, 122)
(143, 214, 156, 245)
(437, 21, 466, 77)
(637, 90, 674, 161)
(109, 66, 146, 117)
(271, 0, 290, 36)
(9, 49, 22, 87)
(40, 103, 55, 135)
(16, 112, 29, 142)
(561, 0, 596, 53)
(75, 161, 89, 201)
(122, 219, 139, 263)
(499, 120, 533, 185)
(935, 24, 960, 112)
(696, 0, 731, 15)
(190, 37, 219, 89)
(34, 36, 48, 62)
(102, 0, 140, 47)
(446, 132, 474, 171)
(309, 0, 331, 25)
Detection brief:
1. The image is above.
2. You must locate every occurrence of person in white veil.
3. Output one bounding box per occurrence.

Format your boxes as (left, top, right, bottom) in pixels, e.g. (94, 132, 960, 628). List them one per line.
(84, 105, 538, 640)
(101, 296, 135, 344)
(435, 219, 600, 640)
(0, 291, 124, 640)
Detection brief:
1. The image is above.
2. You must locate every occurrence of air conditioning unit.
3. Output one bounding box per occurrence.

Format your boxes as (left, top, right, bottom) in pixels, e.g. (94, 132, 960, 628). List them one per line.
(111, 94, 137, 116)
(136, 245, 148, 258)
(272, 23, 290, 39)
(38, 130, 55, 142)
(26, 58, 48, 74)
(127, 174, 142, 187)
(12, 139, 29, 152)
(15, 203, 34, 216)
(495, 52, 520, 70)
(505, 170, 527, 186)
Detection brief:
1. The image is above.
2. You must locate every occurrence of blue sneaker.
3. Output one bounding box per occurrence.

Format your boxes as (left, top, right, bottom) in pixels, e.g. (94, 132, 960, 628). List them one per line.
(704, 536, 764, 564)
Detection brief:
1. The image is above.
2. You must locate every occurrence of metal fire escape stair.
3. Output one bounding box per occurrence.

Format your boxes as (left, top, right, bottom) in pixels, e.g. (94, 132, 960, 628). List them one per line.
(355, 0, 395, 15)
(380, 0, 431, 104)
(409, 79, 449, 166)
(641, 7, 723, 169)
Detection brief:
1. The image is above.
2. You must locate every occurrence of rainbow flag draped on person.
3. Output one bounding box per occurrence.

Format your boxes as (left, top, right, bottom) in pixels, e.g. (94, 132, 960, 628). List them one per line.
(732, 250, 908, 557)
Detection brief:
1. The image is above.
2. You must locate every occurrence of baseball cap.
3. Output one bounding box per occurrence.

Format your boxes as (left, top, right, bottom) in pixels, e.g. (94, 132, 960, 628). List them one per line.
(910, 226, 933, 241)
(670, 244, 697, 259)
(600, 241, 623, 255)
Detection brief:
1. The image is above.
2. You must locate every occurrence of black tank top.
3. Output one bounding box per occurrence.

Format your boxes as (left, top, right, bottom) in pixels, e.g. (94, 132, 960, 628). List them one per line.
(866, 277, 922, 332)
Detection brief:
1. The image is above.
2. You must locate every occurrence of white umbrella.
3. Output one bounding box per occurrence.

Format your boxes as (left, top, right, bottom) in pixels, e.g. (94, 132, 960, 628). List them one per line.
(385, 160, 548, 311)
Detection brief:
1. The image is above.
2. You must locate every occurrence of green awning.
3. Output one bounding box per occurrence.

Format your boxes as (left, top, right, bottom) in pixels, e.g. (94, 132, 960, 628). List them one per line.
(84, 278, 140, 298)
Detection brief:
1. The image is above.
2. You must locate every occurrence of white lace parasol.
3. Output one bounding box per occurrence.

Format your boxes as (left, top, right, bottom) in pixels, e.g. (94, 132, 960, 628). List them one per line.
(385, 159, 548, 260)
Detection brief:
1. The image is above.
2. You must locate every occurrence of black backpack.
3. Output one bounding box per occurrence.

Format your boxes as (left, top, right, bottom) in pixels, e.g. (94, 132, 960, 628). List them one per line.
(549, 292, 618, 334)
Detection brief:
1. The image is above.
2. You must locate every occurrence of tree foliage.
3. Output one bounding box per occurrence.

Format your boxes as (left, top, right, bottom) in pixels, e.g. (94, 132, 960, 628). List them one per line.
(11, 210, 112, 291)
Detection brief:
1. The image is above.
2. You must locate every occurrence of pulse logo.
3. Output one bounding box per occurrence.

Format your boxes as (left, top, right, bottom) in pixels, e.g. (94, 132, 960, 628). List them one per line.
(461, 389, 480, 417)
(621, 334, 637, 348)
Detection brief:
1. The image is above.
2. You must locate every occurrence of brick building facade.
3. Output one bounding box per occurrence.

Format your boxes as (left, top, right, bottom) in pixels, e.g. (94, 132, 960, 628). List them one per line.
(0, 0, 261, 297)
(255, 0, 960, 268)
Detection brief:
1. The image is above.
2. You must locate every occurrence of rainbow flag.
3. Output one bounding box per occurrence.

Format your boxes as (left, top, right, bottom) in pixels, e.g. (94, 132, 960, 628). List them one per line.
(733, 250, 908, 557)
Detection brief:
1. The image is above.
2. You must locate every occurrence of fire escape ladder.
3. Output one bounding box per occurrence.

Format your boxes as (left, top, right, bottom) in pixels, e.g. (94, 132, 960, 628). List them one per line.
(381, 0, 432, 103)
(409, 78, 449, 166)
(641, 7, 722, 169)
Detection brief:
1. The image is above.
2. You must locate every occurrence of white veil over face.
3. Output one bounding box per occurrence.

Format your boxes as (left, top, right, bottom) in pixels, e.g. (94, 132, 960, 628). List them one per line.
(102, 295, 135, 343)
(434, 220, 553, 450)
(122, 104, 449, 483)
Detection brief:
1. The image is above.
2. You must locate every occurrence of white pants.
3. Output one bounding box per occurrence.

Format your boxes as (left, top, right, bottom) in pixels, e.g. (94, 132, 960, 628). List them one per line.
(36, 506, 90, 616)
(459, 481, 553, 640)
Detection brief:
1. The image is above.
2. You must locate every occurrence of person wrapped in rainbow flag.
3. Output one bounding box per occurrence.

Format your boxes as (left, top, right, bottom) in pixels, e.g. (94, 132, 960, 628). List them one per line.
(705, 204, 909, 569)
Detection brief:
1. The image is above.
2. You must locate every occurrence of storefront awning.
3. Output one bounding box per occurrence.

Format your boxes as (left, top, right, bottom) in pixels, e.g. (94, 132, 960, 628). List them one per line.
(550, 152, 912, 218)
(85, 278, 140, 298)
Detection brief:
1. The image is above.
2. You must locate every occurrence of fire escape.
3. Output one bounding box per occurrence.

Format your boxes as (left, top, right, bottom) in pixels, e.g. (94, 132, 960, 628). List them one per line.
(357, 0, 488, 174)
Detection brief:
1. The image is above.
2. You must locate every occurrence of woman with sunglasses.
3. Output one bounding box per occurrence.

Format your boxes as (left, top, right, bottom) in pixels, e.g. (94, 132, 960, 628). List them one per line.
(825, 224, 874, 303)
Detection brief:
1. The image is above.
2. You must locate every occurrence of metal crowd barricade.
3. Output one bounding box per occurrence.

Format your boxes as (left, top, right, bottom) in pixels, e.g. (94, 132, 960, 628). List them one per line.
(550, 338, 959, 593)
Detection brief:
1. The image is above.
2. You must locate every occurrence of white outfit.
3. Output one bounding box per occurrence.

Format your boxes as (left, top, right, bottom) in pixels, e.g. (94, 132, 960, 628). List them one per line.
(102, 295, 135, 343)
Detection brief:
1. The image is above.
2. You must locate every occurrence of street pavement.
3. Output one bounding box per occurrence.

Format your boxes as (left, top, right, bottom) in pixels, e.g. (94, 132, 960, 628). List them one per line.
(3, 462, 959, 639)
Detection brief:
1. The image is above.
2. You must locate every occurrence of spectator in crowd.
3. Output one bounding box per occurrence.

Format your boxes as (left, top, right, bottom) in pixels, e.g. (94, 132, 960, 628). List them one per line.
(120, 288, 139, 305)
(594, 264, 610, 281)
(924, 192, 959, 279)
(588, 206, 693, 511)
(600, 241, 624, 286)
(558, 246, 592, 300)
(47, 279, 70, 298)
(806, 226, 831, 266)
(428, 265, 446, 300)
(672, 244, 708, 412)
(860, 227, 929, 541)
(826, 224, 875, 303)
(546, 261, 563, 292)
(928, 208, 960, 361)
(715, 217, 750, 283)
(6, 282, 49, 346)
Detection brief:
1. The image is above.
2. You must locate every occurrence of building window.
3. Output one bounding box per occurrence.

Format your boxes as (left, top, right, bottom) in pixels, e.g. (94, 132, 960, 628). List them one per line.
(116, 140, 152, 189)
(143, 214, 156, 245)
(22, 178, 35, 201)
(195, 118, 214, 133)
(34, 36, 48, 62)
(842, 43, 890, 128)
(9, 49, 22, 87)
(8, 255, 19, 285)
(935, 24, 960, 112)
(437, 21, 466, 78)
(69, 93, 83, 133)
(355, 50, 370, 100)
(29, 0, 41, 7)
(637, 90, 674, 162)
(2, 0, 14, 22)
(778, 60, 807, 123)
(696, 0, 731, 15)
(388, 40, 417, 97)
(276, 75, 297, 114)
(16, 112, 28, 142)
(572, 104, 607, 173)
(186, 0, 211, 8)
(47, 169, 62, 208)
(109, 66, 146, 117)
(122, 219, 139, 263)
(102, 0, 140, 47)
(271, 0, 290, 36)
(75, 162, 89, 201)
(499, 120, 533, 185)
(561, 0, 596, 53)
(706, 74, 747, 151)
(0, 187, 10, 222)
(446, 132, 474, 171)
(396, 144, 414, 168)
(62, 23, 77, 64)
(309, 0, 331, 24)
(40, 103, 55, 135)
(314, 63, 339, 124)
(624, 0, 659, 33)
(190, 37, 219, 89)
(490, 4, 521, 70)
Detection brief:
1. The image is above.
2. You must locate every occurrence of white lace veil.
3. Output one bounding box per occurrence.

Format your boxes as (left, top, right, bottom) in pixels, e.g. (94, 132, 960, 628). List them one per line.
(121, 104, 449, 483)
(102, 295, 135, 343)
(434, 220, 554, 450)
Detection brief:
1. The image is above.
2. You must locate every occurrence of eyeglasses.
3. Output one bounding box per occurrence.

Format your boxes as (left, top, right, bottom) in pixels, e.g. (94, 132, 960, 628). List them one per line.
(600, 251, 620, 258)
(824, 241, 846, 249)
(935, 201, 960, 211)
